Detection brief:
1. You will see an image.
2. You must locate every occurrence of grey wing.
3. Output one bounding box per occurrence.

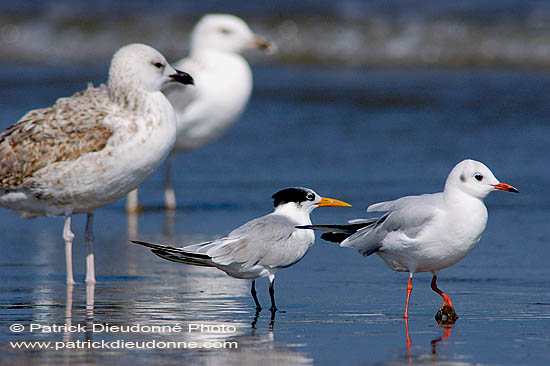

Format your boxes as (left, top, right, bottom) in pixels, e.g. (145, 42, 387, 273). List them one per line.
(340, 213, 389, 255)
(343, 194, 443, 255)
(367, 193, 443, 213)
(190, 214, 302, 270)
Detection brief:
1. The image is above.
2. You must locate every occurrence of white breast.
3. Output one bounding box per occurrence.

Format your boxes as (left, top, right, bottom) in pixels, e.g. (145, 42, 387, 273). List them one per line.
(169, 50, 253, 151)
(2, 91, 176, 216)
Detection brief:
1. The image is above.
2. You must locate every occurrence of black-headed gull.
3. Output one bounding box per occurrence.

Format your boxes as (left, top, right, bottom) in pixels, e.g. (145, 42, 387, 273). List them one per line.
(0, 43, 194, 284)
(301, 159, 518, 320)
(132, 187, 350, 311)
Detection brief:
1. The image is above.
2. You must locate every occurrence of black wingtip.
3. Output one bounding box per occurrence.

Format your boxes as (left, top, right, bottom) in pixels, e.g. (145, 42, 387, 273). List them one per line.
(130, 240, 173, 251)
(320, 232, 351, 243)
(296, 225, 354, 243)
(131, 240, 151, 246)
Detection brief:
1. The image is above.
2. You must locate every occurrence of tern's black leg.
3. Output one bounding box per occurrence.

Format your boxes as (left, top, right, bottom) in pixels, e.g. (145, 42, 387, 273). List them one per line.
(251, 280, 262, 311)
(251, 308, 261, 329)
(269, 278, 278, 311)
(269, 307, 276, 331)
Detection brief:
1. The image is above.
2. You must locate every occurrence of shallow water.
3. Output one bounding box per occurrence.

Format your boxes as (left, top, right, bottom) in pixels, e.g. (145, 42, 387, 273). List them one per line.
(1, 64, 550, 365)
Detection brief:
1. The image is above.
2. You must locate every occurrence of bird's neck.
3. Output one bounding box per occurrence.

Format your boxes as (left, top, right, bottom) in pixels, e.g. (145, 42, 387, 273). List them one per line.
(443, 186, 488, 235)
(273, 204, 313, 225)
(443, 186, 484, 208)
(109, 86, 160, 113)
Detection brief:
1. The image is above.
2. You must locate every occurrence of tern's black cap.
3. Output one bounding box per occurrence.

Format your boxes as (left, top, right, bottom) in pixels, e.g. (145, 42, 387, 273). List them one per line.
(272, 187, 314, 207)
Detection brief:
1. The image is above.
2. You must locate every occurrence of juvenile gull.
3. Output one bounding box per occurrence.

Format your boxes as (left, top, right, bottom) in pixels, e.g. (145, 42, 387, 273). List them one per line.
(126, 14, 274, 212)
(132, 187, 350, 311)
(0, 43, 194, 284)
(300, 159, 518, 320)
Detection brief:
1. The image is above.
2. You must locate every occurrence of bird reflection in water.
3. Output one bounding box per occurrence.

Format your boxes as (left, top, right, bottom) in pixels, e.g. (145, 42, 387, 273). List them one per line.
(85, 282, 95, 339)
(404, 317, 455, 362)
(430, 325, 453, 355)
(206, 325, 313, 366)
(63, 284, 74, 343)
(251, 308, 277, 331)
(61, 282, 96, 342)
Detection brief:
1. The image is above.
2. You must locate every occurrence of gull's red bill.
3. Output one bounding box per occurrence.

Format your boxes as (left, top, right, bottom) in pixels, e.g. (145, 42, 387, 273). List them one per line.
(492, 182, 519, 193)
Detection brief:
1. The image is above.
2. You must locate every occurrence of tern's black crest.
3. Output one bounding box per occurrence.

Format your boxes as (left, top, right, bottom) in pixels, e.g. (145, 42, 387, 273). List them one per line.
(272, 187, 313, 208)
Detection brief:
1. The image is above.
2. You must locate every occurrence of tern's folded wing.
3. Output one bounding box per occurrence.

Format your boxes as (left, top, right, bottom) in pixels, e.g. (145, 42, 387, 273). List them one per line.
(203, 214, 303, 270)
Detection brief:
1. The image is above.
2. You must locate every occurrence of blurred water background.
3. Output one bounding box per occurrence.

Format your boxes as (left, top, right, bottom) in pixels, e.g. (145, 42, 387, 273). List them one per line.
(3, 0, 550, 67)
(1, 1, 550, 365)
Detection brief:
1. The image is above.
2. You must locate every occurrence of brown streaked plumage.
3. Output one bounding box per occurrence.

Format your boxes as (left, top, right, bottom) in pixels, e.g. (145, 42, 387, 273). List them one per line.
(0, 44, 194, 286)
(0, 85, 113, 191)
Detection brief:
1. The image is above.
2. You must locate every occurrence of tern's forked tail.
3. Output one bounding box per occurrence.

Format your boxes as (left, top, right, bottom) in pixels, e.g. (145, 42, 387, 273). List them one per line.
(131, 240, 214, 267)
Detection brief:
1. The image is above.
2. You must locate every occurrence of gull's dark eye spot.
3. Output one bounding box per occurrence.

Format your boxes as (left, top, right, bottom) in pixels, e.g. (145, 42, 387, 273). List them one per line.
(306, 193, 315, 201)
(152, 62, 164, 69)
(474, 174, 483, 181)
(219, 28, 231, 35)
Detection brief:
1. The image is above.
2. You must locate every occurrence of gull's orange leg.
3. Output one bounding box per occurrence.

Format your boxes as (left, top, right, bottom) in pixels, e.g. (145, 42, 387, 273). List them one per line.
(404, 273, 413, 319)
(404, 317, 412, 359)
(431, 274, 453, 308)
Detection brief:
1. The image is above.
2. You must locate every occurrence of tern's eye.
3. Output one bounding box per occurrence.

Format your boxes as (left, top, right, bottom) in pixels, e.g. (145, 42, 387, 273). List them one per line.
(152, 62, 164, 69)
(219, 28, 232, 35)
(474, 174, 483, 181)
(306, 193, 315, 201)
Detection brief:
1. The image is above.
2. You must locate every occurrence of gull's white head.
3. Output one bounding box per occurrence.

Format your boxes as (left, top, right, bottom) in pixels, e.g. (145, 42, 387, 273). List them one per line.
(445, 159, 518, 199)
(190, 14, 274, 54)
(272, 187, 351, 215)
(109, 43, 194, 97)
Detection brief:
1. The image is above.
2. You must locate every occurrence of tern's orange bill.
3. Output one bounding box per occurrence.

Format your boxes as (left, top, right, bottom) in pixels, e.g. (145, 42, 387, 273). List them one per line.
(492, 182, 519, 193)
(317, 197, 352, 207)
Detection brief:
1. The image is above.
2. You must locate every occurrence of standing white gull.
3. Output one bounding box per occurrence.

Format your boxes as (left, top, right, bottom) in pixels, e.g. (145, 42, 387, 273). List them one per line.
(0, 43, 194, 284)
(126, 14, 275, 212)
(132, 187, 350, 311)
(300, 159, 518, 321)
